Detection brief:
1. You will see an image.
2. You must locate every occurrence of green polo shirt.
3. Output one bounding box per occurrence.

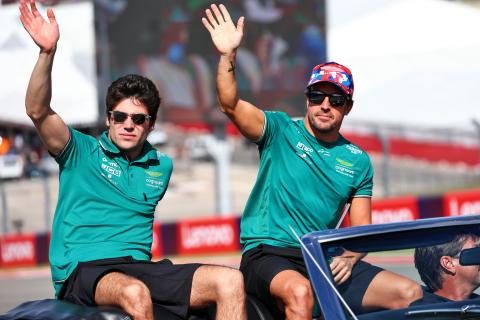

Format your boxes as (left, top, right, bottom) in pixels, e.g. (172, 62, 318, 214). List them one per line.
(241, 111, 373, 252)
(50, 127, 172, 296)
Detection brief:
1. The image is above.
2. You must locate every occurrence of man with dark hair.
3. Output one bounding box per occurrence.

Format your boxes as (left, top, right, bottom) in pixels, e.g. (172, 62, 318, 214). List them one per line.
(412, 234, 480, 305)
(202, 3, 421, 319)
(19, 1, 246, 319)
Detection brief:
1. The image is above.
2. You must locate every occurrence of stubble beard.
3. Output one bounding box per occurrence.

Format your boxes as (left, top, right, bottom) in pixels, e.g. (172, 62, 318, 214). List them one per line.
(308, 113, 340, 135)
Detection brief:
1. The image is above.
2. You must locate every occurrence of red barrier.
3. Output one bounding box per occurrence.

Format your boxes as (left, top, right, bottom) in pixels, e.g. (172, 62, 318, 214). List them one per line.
(176, 216, 239, 255)
(343, 132, 480, 166)
(443, 189, 480, 216)
(0, 234, 37, 268)
(372, 196, 419, 224)
(151, 222, 163, 258)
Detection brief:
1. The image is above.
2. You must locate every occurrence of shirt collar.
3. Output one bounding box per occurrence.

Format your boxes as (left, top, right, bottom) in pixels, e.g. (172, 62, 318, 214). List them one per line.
(99, 131, 157, 163)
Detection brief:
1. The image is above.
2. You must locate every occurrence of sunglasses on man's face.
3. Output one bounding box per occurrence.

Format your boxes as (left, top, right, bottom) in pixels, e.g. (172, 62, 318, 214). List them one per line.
(109, 111, 152, 125)
(305, 91, 349, 107)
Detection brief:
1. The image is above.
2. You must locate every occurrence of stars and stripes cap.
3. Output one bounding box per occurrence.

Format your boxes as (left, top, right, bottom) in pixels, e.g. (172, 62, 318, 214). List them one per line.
(307, 62, 354, 96)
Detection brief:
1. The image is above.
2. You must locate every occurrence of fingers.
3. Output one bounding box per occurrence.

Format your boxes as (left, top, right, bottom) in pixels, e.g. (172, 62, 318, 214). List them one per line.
(47, 8, 56, 24)
(334, 269, 351, 285)
(210, 4, 225, 23)
(202, 9, 218, 30)
(236, 16, 245, 34)
(204, 8, 218, 30)
(19, 0, 32, 22)
(330, 262, 351, 284)
(201, 17, 214, 33)
(218, 4, 231, 23)
(30, 0, 40, 17)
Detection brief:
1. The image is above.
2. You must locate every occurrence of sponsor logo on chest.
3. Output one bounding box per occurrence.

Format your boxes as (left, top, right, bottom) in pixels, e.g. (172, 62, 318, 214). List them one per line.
(335, 157, 355, 178)
(101, 157, 122, 183)
(145, 170, 164, 189)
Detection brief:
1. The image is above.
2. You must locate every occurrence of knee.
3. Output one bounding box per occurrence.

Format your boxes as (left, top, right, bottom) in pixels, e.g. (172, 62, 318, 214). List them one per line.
(121, 279, 151, 306)
(397, 281, 422, 306)
(215, 269, 245, 299)
(284, 281, 314, 315)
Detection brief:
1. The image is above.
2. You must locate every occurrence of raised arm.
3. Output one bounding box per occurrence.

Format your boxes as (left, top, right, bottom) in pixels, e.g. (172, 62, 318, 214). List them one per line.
(19, 0, 69, 156)
(202, 4, 264, 141)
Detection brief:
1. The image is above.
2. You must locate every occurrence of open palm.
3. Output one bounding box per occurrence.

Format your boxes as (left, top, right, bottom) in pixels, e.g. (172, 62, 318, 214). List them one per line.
(202, 4, 244, 55)
(19, 0, 59, 52)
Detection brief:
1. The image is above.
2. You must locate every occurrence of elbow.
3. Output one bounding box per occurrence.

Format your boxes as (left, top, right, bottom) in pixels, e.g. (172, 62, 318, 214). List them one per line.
(26, 107, 49, 122)
(218, 98, 239, 116)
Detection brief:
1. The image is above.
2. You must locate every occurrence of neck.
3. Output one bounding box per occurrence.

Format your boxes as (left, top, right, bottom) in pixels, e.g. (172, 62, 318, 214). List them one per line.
(435, 280, 475, 301)
(125, 146, 143, 161)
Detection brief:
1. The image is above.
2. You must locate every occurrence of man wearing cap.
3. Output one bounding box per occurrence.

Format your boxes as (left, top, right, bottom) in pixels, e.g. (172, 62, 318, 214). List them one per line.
(202, 4, 421, 319)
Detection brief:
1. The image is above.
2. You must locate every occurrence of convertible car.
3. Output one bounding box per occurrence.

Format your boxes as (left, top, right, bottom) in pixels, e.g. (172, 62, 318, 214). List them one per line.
(301, 214, 480, 320)
(2, 215, 480, 319)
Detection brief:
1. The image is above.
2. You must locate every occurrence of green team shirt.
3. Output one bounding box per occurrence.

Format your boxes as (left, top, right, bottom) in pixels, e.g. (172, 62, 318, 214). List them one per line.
(241, 111, 373, 252)
(50, 127, 172, 296)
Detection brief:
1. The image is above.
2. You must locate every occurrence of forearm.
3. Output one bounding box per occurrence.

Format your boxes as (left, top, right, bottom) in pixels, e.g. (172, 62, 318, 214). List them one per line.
(25, 47, 56, 121)
(216, 51, 239, 114)
(342, 249, 367, 263)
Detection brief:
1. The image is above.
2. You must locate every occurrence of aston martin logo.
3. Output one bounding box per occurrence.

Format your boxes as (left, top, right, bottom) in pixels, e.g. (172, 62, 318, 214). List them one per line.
(336, 158, 353, 167)
(146, 170, 163, 177)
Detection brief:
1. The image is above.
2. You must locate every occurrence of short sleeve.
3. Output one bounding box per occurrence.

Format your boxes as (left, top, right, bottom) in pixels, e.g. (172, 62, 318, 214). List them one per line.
(256, 111, 291, 150)
(55, 127, 96, 169)
(353, 158, 373, 197)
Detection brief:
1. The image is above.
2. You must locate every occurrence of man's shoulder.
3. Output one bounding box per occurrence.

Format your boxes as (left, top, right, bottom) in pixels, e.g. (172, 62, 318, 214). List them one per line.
(154, 149, 173, 163)
(337, 136, 371, 162)
(147, 147, 173, 170)
(409, 287, 450, 306)
(69, 127, 97, 144)
(264, 110, 294, 123)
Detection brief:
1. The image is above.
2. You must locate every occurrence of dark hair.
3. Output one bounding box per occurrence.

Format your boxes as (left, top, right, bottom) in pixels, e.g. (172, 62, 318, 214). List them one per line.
(106, 74, 161, 123)
(414, 234, 478, 291)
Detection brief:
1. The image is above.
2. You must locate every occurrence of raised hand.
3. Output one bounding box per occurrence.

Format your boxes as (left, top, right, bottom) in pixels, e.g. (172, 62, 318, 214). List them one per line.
(202, 4, 244, 56)
(19, 0, 59, 53)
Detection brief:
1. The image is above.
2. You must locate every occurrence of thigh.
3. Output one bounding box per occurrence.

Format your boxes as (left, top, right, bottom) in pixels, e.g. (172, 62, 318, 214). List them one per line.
(337, 260, 383, 314)
(127, 260, 202, 319)
(59, 256, 136, 306)
(240, 245, 307, 316)
(60, 256, 201, 319)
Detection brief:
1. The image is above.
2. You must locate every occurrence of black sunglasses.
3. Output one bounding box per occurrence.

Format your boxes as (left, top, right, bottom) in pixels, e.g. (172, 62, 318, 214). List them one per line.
(109, 111, 152, 125)
(305, 91, 350, 107)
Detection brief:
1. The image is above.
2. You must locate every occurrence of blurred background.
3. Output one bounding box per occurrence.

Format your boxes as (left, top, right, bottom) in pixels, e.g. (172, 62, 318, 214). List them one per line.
(0, 0, 480, 313)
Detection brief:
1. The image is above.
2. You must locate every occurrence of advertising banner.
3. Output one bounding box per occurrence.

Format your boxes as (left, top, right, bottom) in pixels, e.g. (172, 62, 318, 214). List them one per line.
(372, 196, 419, 224)
(177, 216, 239, 255)
(0, 234, 37, 268)
(443, 189, 480, 216)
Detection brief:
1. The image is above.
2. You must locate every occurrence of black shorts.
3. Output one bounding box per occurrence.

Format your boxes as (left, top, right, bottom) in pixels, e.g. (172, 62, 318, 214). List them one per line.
(240, 244, 383, 316)
(58, 256, 202, 319)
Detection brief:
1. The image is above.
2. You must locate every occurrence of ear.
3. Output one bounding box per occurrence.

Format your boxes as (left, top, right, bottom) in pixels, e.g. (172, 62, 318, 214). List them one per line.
(105, 116, 110, 128)
(440, 255, 456, 275)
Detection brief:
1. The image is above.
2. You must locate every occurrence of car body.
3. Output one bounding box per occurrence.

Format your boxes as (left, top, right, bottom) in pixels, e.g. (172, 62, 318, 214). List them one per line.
(301, 215, 480, 320)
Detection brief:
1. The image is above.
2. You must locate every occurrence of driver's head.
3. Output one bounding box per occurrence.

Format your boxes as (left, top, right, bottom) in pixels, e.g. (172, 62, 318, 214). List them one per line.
(414, 234, 480, 292)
